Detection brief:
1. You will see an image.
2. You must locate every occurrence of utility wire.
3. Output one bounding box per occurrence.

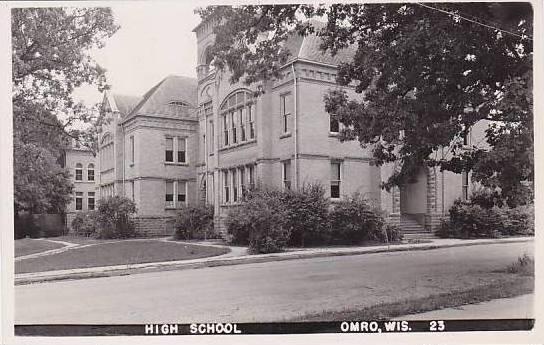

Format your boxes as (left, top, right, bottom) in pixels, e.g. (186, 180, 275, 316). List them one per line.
(416, 3, 533, 41)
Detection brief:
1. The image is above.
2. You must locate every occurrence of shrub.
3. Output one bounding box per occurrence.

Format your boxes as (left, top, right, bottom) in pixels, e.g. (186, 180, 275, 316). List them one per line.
(282, 184, 330, 247)
(95, 196, 137, 239)
(376, 223, 404, 243)
(469, 187, 502, 209)
(437, 200, 534, 239)
(225, 189, 290, 253)
(329, 194, 387, 244)
(71, 211, 98, 237)
(174, 204, 215, 240)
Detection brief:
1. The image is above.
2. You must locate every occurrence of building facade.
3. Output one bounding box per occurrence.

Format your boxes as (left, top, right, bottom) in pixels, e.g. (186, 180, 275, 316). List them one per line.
(62, 145, 98, 228)
(97, 20, 482, 236)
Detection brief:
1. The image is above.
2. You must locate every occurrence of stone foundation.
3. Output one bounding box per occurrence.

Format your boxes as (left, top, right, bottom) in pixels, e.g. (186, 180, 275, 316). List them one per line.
(134, 216, 176, 237)
(424, 213, 444, 232)
(387, 213, 401, 227)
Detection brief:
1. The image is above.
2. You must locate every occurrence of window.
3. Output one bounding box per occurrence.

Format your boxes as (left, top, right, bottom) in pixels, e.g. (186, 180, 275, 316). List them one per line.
(129, 136, 135, 164)
(75, 192, 83, 210)
(462, 171, 469, 200)
(209, 120, 214, 153)
(177, 181, 186, 205)
(130, 181, 135, 201)
(331, 162, 341, 199)
(223, 170, 230, 203)
(248, 164, 255, 189)
(220, 90, 255, 147)
(330, 114, 340, 134)
(232, 169, 238, 203)
(240, 167, 246, 196)
(248, 104, 255, 139)
(223, 114, 229, 146)
(165, 137, 174, 162)
(280, 93, 292, 133)
(239, 108, 246, 142)
(87, 164, 95, 181)
(75, 163, 83, 181)
(177, 137, 186, 163)
(282, 160, 291, 190)
(166, 181, 174, 208)
(88, 192, 95, 210)
(231, 111, 237, 144)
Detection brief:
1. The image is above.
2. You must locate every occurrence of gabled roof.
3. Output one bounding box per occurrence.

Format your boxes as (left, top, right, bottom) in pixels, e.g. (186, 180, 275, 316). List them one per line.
(103, 92, 141, 117)
(283, 20, 356, 66)
(122, 75, 198, 123)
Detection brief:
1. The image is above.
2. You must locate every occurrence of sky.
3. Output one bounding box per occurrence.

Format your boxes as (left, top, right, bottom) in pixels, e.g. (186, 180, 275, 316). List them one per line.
(72, 3, 201, 106)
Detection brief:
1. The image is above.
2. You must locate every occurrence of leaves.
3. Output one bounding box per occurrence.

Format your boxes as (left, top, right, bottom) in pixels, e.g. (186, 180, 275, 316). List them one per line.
(200, 3, 533, 205)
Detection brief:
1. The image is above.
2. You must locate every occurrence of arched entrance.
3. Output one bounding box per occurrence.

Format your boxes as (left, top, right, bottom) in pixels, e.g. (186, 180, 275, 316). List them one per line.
(400, 166, 428, 232)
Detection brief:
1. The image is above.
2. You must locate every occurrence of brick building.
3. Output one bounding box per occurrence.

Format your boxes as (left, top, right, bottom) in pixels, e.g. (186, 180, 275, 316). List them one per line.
(62, 143, 98, 228)
(97, 20, 483, 236)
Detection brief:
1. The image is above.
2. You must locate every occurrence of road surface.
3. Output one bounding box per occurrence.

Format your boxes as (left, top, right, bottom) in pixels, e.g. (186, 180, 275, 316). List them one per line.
(15, 241, 533, 323)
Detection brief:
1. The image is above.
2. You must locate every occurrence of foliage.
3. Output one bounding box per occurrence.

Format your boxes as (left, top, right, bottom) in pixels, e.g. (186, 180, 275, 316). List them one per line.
(94, 196, 137, 239)
(198, 3, 533, 207)
(12, 8, 118, 222)
(174, 204, 216, 240)
(282, 184, 330, 246)
(226, 189, 290, 253)
(71, 211, 98, 237)
(437, 199, 534, 238)
(376, 223, 404, 243)
(328, 194, 387, 244)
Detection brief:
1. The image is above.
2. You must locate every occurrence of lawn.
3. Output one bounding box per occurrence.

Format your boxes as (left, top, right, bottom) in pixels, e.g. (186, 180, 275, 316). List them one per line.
(15, 240, 229, 274)
(15, 238, 66, 258)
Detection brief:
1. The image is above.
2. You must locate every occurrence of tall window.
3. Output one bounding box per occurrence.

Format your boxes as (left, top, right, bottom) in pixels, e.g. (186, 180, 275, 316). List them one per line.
(331, 162, 341, 199)
(232, 169, 238, 202)
(177, 137, 186, 163)
(220, 90, 255, 147)
(209, 120, 214, 153)
(88, 192, 95, 210)
(166, 181, 174, 208)
(330, 114, 340, 134)
(75, 163, 83, 181)
(177, 181, 187, 205)
(280, 93, 292, 134)
(165, 137, 174, 162)
(223, 114, 229, 146)
(462, 171, 469, 200)
(239, 167, 246, 196)
(130, 181, 135, 201)
(248, 164, 255, 189)
(231, 111, 238, 144)
(87, 163, 95, 181)
(223, 170, 230, 203)
(75, 192, 83, 210)
(129, 136, 135, 164)
(282, 160, 291, 190)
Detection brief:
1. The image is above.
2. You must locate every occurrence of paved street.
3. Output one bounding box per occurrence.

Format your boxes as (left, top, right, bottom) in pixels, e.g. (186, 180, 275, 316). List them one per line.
(15, 241, 533, 324)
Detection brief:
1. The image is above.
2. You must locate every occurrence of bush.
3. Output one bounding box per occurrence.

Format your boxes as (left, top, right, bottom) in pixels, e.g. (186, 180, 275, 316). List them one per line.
(225, 189, 290, 254)
(282, 184, 330, 247)
(437, 199, 534, 239)
(376, 223, 404, 243)
(95, 196, 137, 239)
(174, 204, 215, 240)
(329, 194, 387, 244)
(71, 211, 98, 237)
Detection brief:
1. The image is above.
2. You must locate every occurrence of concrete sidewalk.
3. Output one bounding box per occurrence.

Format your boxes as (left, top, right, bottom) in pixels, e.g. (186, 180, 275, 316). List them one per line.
(397, 294, 534, 320)
(14, 236, 532, 285)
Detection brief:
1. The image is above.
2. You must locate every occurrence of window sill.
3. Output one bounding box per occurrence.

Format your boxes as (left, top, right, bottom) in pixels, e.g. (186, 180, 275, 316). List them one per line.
(280, 132, 292, 139)
(164, 162, 189, 166)
(220, 202, 243, 207)
(330, 197, 342, 202)
(329, 132, 340, 138)
(129, 163, 134, 167)
(219, 139, 257, 152)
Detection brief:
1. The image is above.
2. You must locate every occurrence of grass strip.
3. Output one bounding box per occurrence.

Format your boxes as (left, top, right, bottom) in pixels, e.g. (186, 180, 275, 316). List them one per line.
(292, 275, 534, 321)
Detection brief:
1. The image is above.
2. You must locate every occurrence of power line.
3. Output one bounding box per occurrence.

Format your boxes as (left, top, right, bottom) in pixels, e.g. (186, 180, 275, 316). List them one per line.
(416, 3, 533, 41)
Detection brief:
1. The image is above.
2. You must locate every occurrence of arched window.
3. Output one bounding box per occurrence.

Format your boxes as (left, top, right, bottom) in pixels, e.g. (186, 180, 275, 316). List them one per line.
(87, 163, 95, 181)
(75, 163, 83, 181)
(219, 90, 255, 147)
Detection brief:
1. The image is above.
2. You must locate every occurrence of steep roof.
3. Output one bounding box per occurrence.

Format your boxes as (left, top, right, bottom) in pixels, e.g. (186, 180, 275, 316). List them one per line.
(122, 75, 198, 123)
(113, 94, 141, 117)
(283, 20, 356, 66)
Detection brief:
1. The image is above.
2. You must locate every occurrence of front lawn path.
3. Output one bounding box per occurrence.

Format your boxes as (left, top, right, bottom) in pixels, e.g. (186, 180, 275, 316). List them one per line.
(15, 239, 229, 274)
(15, 238, 70, 258)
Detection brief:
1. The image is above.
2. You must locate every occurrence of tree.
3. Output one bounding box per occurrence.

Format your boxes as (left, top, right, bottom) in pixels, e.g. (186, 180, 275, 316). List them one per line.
(12, 7, 119, 216)
(197, 3, 533, 207)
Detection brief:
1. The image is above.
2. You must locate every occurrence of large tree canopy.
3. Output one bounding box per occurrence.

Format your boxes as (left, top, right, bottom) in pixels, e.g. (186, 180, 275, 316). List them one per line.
(198, 3, 533, 207)
(12, 7, 118, 214)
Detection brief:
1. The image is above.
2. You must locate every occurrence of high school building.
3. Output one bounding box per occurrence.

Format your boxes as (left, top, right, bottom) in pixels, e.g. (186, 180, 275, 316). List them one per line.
(95, 20, 481, 236)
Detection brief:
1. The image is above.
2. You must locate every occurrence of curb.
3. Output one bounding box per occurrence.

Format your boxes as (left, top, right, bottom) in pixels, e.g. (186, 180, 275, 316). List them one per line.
(15, 237, 532, 285)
